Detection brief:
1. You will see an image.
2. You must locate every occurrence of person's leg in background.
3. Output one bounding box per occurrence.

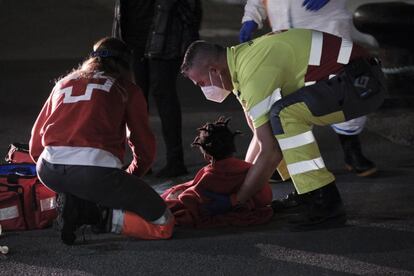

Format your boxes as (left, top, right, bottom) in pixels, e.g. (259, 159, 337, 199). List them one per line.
(332, 116, 377, 177)
(131, 56, 156, 175)
(148, 58, 187, 178)
(37, 159, 174, 244)
(133, 56, 150, 99)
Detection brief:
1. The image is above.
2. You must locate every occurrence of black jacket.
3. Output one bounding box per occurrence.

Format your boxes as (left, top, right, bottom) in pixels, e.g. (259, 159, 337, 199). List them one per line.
(113, 0, 202, 60)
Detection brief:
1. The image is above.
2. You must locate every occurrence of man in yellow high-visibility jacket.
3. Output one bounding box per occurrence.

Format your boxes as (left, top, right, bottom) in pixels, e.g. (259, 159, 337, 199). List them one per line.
(240, 0, 379, 179)
(180, 29, 386, 230)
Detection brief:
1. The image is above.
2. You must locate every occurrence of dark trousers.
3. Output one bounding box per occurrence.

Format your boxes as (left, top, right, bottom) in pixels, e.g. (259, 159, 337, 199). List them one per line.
(271, 58, 386, 135)
(134, 57, 184, 165)
(37, 159, 166, 221)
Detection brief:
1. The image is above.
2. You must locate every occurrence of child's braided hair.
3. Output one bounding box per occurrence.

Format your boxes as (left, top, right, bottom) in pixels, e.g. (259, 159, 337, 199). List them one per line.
(192, 117, 241, 161)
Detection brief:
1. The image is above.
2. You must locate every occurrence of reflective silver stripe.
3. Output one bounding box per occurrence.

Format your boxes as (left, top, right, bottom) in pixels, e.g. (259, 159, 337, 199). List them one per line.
(337, 38, 353, 64)
(329, 74, 336, 79)
(287, 157, 325, 176)
(40, 197, 56, 212)
(0, 206, 19, 221)
(111, 209, 124, 234)
(248, 88, 282, 121)
(278, 131, 315, 151)
(304, 81, 316, 86)
(309, 31, 323, 66)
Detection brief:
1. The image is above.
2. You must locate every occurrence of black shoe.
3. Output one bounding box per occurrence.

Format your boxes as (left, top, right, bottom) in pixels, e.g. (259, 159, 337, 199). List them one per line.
(55, 193, 101, 245)
(156, 163, 188, 178)
(338, 134, 377, 177)
(55, 193, 77, 245)
(271, 191, 305, 215)
(287, 182, 347, 231)
(345, 155, 377, 177)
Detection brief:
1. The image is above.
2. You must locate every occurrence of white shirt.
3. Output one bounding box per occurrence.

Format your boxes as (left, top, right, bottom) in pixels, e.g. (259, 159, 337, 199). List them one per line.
(242, 0, 378, 46)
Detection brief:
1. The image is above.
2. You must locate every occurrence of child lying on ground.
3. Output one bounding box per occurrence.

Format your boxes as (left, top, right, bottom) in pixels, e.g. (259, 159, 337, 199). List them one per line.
(161, 117, 273, 228)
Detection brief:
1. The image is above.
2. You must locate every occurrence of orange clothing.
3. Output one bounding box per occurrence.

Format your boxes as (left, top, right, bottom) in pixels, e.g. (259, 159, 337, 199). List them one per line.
(122, 211, 174, 240)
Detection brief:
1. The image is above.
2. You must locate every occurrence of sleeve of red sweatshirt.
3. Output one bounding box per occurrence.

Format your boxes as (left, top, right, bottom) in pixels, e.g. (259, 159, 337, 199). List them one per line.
(29, 93, 53, 163)
(125, 83, 156, 177)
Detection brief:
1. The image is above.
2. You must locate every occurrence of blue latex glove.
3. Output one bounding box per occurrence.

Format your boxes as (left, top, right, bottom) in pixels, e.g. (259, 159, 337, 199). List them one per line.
(201, 190, 233, 216)
(302, 0, 329, 11)
(239, 20, 258, 43)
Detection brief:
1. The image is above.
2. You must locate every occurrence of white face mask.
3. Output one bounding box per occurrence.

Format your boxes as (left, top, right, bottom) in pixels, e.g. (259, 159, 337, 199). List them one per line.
(200, 72, 231, 103)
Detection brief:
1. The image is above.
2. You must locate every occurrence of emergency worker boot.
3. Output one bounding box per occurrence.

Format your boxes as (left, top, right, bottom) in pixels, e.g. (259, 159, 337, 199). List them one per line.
(55, 193, 101, 245)
(338, 134, 377, 177)
(287, 182, 347, 231)
(271, 190, 306, 215)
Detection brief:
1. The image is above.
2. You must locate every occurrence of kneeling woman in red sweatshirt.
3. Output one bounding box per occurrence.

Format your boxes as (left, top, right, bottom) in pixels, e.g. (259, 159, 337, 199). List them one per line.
(30, 37, 174, 245)
(162, 117, 273, 228)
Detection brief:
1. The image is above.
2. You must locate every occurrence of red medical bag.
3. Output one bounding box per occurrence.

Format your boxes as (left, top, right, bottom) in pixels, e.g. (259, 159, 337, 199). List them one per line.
(0, 182, 26, 231)
(0, 164, 57, 231)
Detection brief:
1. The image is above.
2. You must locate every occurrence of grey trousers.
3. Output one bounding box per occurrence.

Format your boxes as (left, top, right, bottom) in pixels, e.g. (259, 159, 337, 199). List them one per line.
(37, 159, 166, 221)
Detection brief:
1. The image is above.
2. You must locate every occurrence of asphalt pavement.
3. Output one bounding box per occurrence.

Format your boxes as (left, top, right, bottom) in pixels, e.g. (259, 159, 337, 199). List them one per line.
(1, 0, 414, 275)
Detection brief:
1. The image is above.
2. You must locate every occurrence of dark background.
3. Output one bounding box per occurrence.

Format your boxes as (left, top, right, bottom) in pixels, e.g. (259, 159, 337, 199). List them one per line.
(0, 1, 413, 275)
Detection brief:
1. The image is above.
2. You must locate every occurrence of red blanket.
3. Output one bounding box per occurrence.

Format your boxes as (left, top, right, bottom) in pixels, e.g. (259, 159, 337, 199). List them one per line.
(161, 157, 273, 228)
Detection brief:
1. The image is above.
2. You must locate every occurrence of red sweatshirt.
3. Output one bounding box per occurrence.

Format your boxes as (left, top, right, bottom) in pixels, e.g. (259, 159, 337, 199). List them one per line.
(29, 71, 155, 177)
(162, 157, 273, 228)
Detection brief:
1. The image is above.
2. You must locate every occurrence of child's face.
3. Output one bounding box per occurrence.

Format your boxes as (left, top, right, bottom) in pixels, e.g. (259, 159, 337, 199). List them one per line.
(193, 129, 214, 163)
(200, 148, 213, 163)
